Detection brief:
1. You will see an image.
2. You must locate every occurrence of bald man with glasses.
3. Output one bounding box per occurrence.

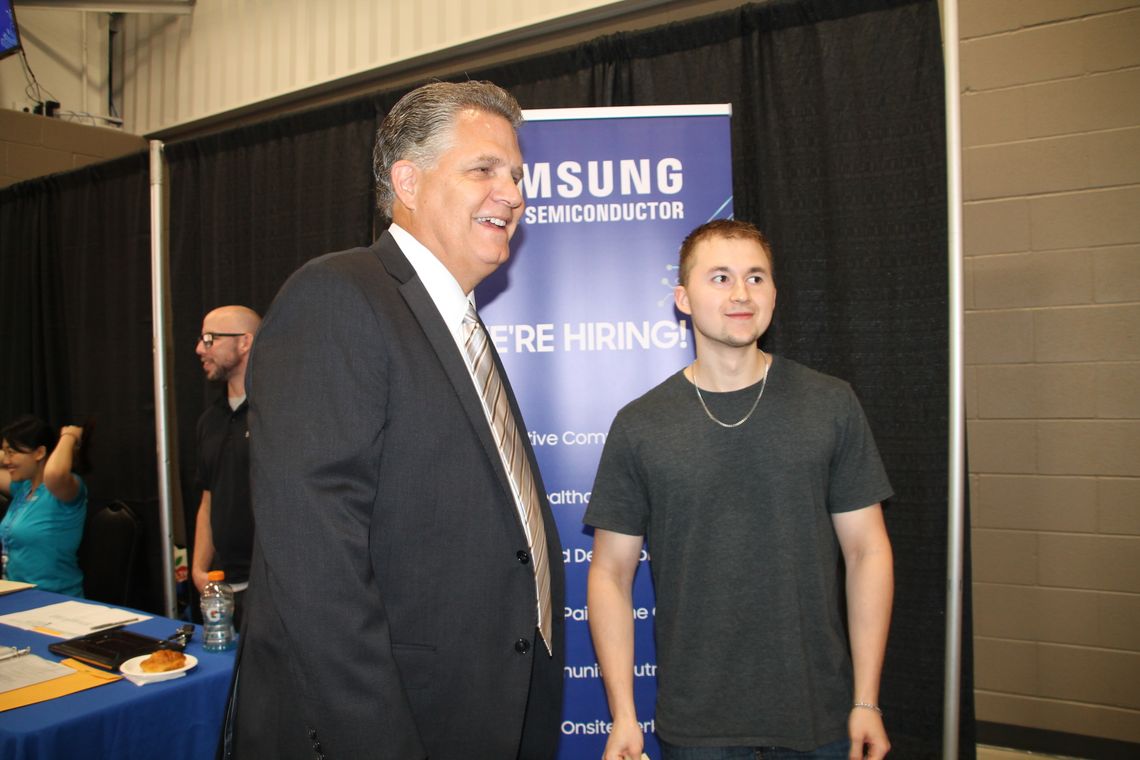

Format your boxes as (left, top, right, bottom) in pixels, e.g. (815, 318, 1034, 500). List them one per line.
(193, 305, 260, 626)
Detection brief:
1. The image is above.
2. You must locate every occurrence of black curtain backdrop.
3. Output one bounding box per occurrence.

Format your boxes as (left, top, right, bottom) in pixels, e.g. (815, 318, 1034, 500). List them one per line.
(0, 0, 969, 754)
(0, 152, 155, 501)
(0, 178, 75, 433)
(0, 151, 163, 608)
(163, 98, 382, 564)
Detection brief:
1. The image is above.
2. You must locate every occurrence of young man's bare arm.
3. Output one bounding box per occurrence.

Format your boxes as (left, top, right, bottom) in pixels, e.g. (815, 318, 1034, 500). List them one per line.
(833, 504, 894, 760)
(587, 528, 646, 760)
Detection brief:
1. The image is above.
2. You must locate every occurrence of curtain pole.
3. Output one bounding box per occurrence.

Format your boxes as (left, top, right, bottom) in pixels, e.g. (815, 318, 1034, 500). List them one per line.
(149, 140, 178, 619)
(941, 0, 966, 756)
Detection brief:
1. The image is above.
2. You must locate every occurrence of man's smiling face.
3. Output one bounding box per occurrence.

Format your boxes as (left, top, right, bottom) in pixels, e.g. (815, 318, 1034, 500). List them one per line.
(400, 108, 525, 293)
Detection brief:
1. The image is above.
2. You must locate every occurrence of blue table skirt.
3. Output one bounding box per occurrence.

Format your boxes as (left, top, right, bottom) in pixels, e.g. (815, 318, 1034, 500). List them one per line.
(0, 589, 236, 760)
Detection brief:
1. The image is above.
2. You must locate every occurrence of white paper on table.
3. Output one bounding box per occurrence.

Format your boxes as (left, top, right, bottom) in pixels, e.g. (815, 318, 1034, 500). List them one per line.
(0, 652, 74, 692)
(0, 601, 153, 637)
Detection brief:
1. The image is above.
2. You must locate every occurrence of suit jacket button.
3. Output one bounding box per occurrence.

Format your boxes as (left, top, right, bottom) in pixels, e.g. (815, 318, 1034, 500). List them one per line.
(516, 550, 530, 564)
(514, 638, 531, 654)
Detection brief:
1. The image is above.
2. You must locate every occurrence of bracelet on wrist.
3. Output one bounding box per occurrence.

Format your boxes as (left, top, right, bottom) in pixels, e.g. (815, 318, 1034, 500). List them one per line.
(61, 432, 81, 449)
(853, 702, 882, 715)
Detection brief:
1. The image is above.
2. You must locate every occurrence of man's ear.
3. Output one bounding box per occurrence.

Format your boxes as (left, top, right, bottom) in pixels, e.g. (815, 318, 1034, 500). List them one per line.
(674, 284, 692, 316)
(391, 160, 419, 211)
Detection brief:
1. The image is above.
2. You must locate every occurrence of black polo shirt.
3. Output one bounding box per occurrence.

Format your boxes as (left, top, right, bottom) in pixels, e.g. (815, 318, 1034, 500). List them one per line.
(197, 395, 253, 584)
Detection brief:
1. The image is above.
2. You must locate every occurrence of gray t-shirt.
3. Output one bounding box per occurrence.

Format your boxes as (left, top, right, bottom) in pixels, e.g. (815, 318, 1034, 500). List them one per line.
(584, 356, 893, 750)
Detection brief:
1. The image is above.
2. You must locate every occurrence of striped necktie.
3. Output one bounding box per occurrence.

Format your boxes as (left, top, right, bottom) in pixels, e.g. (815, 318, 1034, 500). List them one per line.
(462, 302, 552, 655)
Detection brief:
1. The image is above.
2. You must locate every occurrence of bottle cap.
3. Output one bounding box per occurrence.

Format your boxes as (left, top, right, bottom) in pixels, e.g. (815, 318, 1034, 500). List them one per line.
(207, 570, 226, 581)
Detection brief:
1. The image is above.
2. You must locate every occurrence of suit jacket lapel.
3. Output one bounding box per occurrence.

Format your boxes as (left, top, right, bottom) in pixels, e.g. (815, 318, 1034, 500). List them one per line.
(371, 233, 524, 520)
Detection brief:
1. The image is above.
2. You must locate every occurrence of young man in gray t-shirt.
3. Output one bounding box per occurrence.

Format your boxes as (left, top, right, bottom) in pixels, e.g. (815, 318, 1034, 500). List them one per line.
(585, 220, 894, 760)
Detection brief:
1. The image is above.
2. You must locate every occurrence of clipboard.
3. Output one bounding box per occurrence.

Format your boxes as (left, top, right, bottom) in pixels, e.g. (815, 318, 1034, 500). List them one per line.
(47, 629, 178, 670)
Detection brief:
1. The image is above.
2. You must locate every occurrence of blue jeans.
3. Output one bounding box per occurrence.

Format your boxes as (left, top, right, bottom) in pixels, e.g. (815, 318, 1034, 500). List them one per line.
(659, 737, 851, 760)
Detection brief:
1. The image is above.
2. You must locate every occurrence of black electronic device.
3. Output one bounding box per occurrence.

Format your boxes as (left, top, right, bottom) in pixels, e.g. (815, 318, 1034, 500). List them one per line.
(48, 626, 187, 670)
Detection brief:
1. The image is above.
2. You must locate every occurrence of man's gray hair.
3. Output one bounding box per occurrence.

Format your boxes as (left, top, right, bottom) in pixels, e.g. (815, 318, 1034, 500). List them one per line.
(373, 80, 524, 217)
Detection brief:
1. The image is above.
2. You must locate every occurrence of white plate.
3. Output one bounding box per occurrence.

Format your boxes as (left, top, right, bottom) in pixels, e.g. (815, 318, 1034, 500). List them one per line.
(120, 652, 198, 679)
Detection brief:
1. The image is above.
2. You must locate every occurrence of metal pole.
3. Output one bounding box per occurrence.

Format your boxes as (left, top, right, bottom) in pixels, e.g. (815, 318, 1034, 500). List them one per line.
(149, 140, 178, 619)
(941, 0, 966, 757)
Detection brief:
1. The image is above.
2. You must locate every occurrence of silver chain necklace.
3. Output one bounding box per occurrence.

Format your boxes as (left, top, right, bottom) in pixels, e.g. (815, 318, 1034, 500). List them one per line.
(691, 353, 770, 428)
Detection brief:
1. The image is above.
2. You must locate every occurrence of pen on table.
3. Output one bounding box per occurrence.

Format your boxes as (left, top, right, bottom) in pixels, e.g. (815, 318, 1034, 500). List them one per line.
(0, 646, 32, 662)
(90, 618, 140, 630)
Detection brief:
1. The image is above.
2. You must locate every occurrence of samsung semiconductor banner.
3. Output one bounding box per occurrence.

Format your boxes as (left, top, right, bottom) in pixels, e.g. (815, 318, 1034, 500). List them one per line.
(475, 105, 733, 759)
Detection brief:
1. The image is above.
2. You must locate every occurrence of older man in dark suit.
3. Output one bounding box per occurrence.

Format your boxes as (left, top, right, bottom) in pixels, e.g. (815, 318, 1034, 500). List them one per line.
(225, 81, 565, 760)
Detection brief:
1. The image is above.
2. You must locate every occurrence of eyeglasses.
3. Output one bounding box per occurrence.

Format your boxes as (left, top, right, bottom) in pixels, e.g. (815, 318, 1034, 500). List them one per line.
(1, 444, 32, 459)
(197, 332, 245, 349)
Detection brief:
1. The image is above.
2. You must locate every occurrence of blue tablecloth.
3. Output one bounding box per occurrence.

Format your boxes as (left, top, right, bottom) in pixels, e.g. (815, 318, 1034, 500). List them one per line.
(0, 589, 236, 760)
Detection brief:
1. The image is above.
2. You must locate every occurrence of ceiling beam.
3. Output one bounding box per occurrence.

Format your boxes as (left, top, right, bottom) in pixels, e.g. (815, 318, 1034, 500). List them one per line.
(14, 0, 194, 13)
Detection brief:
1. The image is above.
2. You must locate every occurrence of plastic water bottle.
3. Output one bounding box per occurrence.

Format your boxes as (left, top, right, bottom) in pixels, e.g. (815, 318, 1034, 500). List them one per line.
(200, 570, 236, 652)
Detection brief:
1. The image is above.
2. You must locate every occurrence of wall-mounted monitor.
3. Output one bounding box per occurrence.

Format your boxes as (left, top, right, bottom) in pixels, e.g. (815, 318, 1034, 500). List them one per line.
(1, 0, 21, 60)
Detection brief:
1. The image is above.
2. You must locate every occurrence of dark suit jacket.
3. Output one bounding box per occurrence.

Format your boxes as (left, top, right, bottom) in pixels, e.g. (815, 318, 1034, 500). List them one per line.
(228, 233, 565, 759)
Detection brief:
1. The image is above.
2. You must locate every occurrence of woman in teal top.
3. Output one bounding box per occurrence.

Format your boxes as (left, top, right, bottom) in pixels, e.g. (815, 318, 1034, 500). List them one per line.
(0, 416, 87, 597)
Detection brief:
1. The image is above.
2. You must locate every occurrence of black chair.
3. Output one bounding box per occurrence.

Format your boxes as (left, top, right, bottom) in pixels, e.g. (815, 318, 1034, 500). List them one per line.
(78, 500, 143, 605)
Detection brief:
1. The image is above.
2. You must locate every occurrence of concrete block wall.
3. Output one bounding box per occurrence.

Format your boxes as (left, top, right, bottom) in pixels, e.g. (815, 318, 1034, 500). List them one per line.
(0, 109, 145, 189)
(961, 0, 1140, 743)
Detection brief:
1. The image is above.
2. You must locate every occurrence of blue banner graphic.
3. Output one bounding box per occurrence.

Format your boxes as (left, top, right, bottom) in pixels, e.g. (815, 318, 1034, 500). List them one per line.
(476, 105, 733, 759)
